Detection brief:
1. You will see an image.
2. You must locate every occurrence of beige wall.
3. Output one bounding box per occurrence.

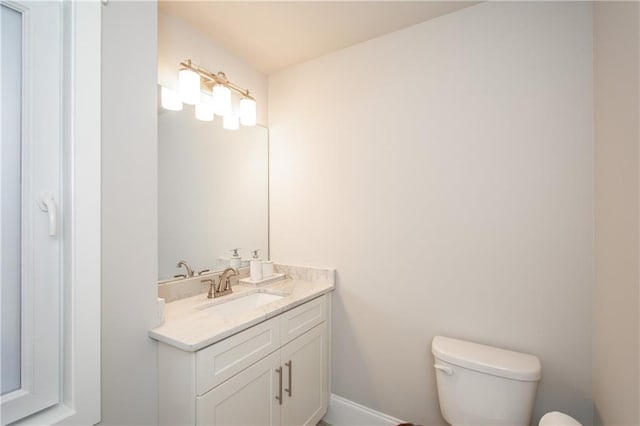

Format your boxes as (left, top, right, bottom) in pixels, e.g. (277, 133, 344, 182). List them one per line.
(158, 9, 268, 126)
(101, 2, 159, 424)
(268, 3, 594, 424)
(593, 2, 640, 425)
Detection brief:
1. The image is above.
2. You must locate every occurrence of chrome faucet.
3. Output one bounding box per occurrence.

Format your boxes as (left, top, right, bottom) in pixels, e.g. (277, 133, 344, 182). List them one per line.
(177, 260, 194, 278)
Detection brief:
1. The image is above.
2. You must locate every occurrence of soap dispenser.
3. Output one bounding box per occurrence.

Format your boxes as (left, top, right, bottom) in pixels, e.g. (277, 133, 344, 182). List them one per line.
(250, 249, 263, 281)
(229, 248, 242, 269)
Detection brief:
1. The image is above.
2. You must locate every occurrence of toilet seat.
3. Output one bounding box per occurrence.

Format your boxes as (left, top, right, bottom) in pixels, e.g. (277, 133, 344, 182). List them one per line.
(539, 411, 582, 426)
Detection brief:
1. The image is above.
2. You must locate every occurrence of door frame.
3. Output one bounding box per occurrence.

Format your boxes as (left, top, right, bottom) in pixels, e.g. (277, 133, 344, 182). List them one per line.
(19, 1, 102, 424)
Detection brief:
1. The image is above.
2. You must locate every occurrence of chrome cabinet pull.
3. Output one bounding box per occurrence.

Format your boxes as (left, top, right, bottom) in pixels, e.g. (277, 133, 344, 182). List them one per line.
(275, 367, 283, 405)
(285, 361, 292, 397)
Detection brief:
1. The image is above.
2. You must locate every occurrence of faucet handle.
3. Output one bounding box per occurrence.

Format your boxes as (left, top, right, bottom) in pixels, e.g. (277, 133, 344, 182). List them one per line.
(201, 278, 216, 298)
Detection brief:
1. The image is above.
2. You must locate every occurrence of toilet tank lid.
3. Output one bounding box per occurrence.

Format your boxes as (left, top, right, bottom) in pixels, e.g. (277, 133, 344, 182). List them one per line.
(431, 336, 541, 381)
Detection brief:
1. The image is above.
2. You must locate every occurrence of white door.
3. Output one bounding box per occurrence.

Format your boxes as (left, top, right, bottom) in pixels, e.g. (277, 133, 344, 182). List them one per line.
(280, 324, 328, 426)
(197, 351, 282, 426)
(0, 1, 63, 423)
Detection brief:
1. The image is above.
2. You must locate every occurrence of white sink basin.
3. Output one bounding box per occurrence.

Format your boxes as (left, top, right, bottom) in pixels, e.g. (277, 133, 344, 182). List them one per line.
(197, 292, 284, 316)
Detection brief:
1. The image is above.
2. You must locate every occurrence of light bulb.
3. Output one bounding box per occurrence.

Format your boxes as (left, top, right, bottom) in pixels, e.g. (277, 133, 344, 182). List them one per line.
(160, 86, 183, 111)
(223, 114, 239, 130)
(239, 97, 257, 126)
(195, 95, 214, 121)
(178, 69, 200, 105)
(212, 84, 231, 116)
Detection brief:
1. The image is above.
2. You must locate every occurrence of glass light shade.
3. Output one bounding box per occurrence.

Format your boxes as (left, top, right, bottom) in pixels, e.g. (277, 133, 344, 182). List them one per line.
(239, 98, 257, 126)
(212, 84, 231, 116)
(223, 114, 240, 130)
(178, 69, 201, 105)
(160, 86, 183, 111)
(195, 96, 214, 121)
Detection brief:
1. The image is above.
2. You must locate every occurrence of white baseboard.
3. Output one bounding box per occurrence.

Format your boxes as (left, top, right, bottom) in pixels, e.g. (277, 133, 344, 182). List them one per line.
(322, 394, 406, 426)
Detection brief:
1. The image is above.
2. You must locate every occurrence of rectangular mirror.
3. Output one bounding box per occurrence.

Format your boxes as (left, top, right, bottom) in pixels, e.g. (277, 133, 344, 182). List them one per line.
(158, 102, 268, 282)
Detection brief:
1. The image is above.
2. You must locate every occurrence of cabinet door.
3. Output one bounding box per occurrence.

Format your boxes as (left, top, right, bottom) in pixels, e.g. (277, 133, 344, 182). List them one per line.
(280, 324, 328, 426)
(197, 351, 281, 426)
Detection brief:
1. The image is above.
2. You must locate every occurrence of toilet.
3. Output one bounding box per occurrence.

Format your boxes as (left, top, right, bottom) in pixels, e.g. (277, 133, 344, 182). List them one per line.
(431, 336, 582, 426)
(539, 411, 582, 426)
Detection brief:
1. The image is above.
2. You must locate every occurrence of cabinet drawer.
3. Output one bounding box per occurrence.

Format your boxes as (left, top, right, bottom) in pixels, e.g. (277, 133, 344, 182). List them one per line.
(280, 295, 326, 346)
(196, 316, 280, 395)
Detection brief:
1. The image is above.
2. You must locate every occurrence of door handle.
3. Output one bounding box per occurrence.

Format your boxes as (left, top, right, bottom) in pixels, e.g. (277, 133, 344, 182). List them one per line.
(38, 193, 57, 237)
(275, 367, 282, 405)
(285, 360, 292, 397)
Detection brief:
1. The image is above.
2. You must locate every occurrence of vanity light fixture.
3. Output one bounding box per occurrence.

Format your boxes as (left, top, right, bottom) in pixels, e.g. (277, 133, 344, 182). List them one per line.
(195, 94, 214, 121)
(223, 114, 240, 130)
(160, 87, 183, 111)
(161, 59, 257, 129)
(212, 83, 231, 117)
(239, 97, 257, 126)
(178, 67, 200, 105)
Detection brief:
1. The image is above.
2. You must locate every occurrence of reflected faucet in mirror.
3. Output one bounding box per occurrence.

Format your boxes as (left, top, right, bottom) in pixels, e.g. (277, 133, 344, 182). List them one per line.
(176, 260, 194, 279)
(203, 267, 239, 299)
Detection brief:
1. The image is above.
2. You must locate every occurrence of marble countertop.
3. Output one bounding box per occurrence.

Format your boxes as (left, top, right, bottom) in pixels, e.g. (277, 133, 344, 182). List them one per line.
(149, 278, 334, 352)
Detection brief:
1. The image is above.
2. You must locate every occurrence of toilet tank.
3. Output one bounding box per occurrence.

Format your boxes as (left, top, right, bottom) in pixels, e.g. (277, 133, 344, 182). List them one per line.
(432, 336, 542, 426)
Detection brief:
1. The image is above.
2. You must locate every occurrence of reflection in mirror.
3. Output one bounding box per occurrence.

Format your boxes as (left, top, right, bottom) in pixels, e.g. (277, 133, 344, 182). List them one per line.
(158, 103, 268, 282)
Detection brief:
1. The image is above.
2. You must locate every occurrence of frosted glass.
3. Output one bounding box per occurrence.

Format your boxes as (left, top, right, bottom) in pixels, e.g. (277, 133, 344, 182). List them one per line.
(1, 4, 22, 396)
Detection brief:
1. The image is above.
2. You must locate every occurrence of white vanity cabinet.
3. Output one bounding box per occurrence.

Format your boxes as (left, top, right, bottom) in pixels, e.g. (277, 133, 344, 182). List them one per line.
(158, 294, 329, 426)
(280, 324, 326, 425)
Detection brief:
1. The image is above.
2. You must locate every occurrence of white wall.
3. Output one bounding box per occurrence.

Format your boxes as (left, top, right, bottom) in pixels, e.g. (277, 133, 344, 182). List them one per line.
(158, 10, 268, 126)
(269, 3, 594, 425)
(101, 2, 159, 424)
(593, 2, 640, 425)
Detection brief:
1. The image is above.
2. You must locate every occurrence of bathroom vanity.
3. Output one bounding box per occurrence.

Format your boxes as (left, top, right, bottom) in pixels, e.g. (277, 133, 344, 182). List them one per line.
(150, 266, 334, 426)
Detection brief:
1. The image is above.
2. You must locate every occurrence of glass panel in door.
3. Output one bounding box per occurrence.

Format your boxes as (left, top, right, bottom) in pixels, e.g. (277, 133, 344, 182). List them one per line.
(0, 1, 63, 423)
(0, 1, 23, 398)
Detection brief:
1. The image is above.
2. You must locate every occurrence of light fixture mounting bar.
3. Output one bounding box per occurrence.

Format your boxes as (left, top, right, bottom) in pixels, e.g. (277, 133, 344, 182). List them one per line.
(180, 59, 254, 100)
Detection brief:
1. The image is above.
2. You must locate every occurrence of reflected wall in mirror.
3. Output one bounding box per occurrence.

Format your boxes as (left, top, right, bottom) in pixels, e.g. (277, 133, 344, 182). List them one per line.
(158, 103, 268, 282)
